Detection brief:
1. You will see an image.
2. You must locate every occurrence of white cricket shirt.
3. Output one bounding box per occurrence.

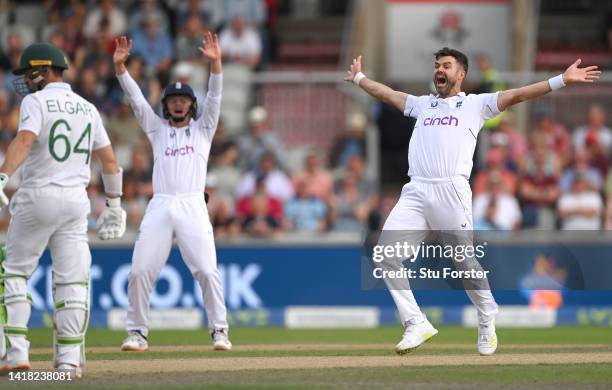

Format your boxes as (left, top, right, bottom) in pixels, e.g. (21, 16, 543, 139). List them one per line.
(117, 71, 222, 194)
(17, 82, 111, 188)
(403, 92, 501, 179)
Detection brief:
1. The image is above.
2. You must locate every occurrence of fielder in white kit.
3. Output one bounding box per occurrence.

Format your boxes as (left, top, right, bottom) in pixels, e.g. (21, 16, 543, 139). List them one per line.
(0, 42, 126, 377)
(113, 34, 231, 351)
(345, 48, 600, 355)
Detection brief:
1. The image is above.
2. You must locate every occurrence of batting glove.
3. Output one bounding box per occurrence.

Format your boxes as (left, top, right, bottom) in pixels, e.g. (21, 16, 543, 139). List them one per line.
(97, 197, 127, 240)
(0, 173, 9, 209)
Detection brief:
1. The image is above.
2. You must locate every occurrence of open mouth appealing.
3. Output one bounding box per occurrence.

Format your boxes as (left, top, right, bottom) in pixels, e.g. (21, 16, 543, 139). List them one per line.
(435, 74, 447, 88)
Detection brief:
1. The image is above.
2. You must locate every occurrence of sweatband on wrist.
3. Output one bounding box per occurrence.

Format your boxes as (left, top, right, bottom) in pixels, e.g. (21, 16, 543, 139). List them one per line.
(548, 74, 566, 91)
(353, 72, 366, 86)
(102, 167, 123, 197)
(105, 197, 121, 207)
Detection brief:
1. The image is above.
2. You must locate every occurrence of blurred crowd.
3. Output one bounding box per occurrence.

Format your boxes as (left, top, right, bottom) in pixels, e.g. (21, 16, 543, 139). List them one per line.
(472, 103, 612, 231)
(0, 1, 610, 238)
(0, 0, 379, 238)
(469, 55, 612, 231)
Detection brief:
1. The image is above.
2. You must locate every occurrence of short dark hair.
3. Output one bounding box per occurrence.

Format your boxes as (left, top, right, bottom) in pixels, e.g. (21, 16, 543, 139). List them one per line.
(434, 47, 468, 73)
(50, 66, 65, 77)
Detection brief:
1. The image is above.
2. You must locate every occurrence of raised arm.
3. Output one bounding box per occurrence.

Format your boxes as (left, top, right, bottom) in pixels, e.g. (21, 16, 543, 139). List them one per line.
(198, 31, 223, 133)
(113, 36, 160, 132)
(345, 55, 407, 112)
(497, 59, 601, 112)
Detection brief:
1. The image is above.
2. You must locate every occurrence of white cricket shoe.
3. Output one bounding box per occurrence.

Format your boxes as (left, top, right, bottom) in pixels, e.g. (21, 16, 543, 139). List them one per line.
(477, 322, 498, 356)
(121, 331, 148, 352)
(212, 329, 232, 351)
(395, 317, 438, 355)
(57, 363, 82, 379)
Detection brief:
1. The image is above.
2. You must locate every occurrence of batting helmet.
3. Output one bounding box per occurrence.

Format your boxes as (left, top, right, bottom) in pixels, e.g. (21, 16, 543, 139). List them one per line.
(161, 82, 197, 120)
(12, 42, 69, 75)
(12, 42, 69, 96)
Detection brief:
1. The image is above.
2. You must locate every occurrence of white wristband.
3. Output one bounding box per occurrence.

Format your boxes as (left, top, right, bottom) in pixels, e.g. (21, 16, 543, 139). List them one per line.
(353, 72, 366, 86)
(548, 74, 566, 91)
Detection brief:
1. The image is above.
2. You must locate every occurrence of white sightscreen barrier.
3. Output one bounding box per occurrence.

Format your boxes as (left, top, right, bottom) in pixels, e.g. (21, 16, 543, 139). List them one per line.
(386, 0, 512, 82)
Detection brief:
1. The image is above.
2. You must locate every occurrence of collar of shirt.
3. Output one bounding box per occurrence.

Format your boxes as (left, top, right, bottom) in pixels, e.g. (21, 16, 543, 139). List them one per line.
(170, 118, 195, 130)
(43, 82, 72, 91)
(433, 91, 466, 101)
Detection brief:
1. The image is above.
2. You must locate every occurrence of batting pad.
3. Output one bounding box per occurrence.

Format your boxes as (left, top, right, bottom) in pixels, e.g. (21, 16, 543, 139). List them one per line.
(53, 281, 89, 367)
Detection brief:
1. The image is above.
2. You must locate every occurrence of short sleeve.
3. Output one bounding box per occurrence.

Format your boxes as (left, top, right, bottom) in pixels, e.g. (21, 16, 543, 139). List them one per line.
(18, 95, 43, 135)
(92, 111, 111, 150)
(403, 95, 426, 118)
(477, 92, 502, 120)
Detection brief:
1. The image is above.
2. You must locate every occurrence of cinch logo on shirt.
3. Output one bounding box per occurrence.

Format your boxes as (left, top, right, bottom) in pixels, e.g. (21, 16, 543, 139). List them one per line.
(165, 145, 195, 157)
(423, 115, 459, 127)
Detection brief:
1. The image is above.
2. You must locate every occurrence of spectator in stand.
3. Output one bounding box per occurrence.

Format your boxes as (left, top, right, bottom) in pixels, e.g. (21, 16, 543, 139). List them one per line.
(175, 0, 223, 32)
(473, 172, 522, 230)
(292, 150, 333, 203)
(82, 17, 115, 68)
(473, 199, 500, 230)
(473, 148, 517, 196)
(128, 0, 170, 37)
(343, 154, 375, 197)
(206, 174, 240, 237)
(330, 172, 372, 232)
(0, 90, 18, 137)
(106, 96, 144, 146)
(83, 0, 127, 40)
(221, 0, 266, 27)
(486, 113, 527, 171)
(573, 105, 611, 158)
(74, 67, 106, 108)
(557, 174, 603, 230)
(209, 118, 232, 164)
(57, 7, 86, 64)
(237, 176, 283, 237)
(125, 145, 154, 199)
(219, 15, 262, 69)
(131, 13, 174, 81)
(235, 151, 293, 201)
(583, 131, 610, 180)
(329, 111, 367, 169)
(176, 15, 207, 62)
(559, 148, 603, 193)
(518, 139, 561, 228)
(122, 171, 148, 233)
(209, 142, 242, 201)
(0, 30, 22, 69)
(284, 180, 328, 232)
(473, 54, 505, 130)
(0, 31, 23, 93)
(531, 104, 571, 166)
(238, 106, 285, 170)
(605, 172, 612, 230)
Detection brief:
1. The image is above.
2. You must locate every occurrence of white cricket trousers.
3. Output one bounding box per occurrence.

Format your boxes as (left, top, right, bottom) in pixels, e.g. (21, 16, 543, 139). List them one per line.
(2, 186, 91, 367)
(126, 192, 228, 337)
(382, 176, 498, 325)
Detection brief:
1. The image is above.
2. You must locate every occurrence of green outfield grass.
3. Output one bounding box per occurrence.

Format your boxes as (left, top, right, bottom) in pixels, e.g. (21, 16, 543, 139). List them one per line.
(24, 325, 612, 346)
(3, 326, 612, 389)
